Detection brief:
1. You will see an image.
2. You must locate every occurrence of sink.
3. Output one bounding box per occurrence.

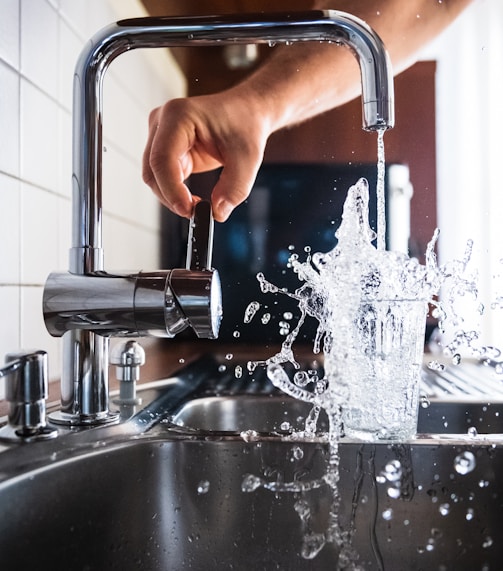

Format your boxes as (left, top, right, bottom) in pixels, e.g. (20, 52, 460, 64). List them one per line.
(1, 357, 502, 570)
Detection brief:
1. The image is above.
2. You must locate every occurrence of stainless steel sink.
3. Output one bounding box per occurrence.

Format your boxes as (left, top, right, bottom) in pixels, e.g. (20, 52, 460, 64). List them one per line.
(1, 356, 502, 570)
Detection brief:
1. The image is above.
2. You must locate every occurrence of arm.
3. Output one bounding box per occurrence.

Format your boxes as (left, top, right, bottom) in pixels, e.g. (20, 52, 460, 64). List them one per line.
(142, 0, 473, 222)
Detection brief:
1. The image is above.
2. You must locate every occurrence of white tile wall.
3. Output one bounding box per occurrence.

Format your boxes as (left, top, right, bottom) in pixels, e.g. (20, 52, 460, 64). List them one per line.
(0, 0, 20, 68)
(0, 0, 186, 398)
(0, 174, 20, 284)
(20, 0, 59, 100)
(20, 78, 60, 190)
(0, 61, 20, 177)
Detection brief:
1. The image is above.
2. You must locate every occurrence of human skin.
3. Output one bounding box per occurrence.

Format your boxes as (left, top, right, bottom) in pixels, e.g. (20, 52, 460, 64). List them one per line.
(142, 0, 473, 222)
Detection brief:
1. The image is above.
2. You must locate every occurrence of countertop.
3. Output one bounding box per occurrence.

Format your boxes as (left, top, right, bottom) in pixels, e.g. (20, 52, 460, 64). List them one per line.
(0, 339, 287, 419)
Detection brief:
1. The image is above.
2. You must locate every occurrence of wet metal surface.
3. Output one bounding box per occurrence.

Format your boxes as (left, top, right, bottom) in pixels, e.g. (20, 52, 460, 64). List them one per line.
(1, 356, 502, 570)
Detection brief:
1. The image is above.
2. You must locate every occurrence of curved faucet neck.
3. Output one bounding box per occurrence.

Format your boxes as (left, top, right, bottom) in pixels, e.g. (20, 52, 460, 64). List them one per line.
(70, 10, 394, 275)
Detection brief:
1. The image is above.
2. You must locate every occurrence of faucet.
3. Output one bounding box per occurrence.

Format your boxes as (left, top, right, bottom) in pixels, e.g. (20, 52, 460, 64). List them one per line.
(41, 10, 394, 427)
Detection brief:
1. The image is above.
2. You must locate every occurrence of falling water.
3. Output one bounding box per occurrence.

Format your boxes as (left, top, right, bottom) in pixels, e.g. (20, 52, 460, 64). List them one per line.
(376, 128, 386, 251)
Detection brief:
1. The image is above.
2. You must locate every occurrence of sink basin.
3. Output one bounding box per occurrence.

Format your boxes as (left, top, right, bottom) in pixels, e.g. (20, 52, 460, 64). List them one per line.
(172, 393, 503, 436)
(1, 424, 502, 570)
(1, 356, 502, 570)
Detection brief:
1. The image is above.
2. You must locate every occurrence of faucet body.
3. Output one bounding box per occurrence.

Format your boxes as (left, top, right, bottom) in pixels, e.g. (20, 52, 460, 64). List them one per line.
(42, 10, 394, 426)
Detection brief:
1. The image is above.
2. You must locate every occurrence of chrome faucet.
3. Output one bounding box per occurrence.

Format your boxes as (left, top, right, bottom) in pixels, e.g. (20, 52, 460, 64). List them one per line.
(42, 10, 394, 426)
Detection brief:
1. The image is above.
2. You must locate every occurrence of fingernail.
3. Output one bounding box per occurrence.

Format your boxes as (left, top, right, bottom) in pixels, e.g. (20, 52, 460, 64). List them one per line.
(171, 201, 190, 218)
(214, 199, 234, 222)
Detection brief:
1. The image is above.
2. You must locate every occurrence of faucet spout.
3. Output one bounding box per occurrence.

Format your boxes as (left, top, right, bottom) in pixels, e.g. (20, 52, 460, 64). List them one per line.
(47, 10, 394, 426)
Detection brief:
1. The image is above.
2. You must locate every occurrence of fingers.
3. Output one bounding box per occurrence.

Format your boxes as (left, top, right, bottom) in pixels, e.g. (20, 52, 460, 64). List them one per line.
(142, 97, 266, 222)
(211, 146, 263, 222)
(142, 104, 195, 218)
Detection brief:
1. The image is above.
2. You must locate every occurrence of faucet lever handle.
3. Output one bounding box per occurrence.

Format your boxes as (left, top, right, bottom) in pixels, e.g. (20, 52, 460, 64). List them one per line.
(186, 200, 214, 271)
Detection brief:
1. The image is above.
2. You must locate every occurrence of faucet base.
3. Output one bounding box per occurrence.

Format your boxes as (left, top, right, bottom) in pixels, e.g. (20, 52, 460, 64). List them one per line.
(48, 410, 120, 427)
(0, 423, 58, 443)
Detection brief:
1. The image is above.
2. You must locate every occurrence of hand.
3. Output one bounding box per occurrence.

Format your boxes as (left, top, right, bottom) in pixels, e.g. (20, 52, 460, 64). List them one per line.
(142, 90, 270, 222)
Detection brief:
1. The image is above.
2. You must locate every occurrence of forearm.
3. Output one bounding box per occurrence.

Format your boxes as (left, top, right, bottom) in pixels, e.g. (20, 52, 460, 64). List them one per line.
(229, 0, 473, 132)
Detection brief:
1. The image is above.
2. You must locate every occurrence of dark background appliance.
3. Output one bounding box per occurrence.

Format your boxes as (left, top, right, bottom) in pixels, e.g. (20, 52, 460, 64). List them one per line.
(161, 163, 411, 345)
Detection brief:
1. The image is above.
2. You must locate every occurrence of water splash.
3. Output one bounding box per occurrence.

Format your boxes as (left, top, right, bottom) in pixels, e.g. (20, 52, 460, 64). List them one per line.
(242, 166, 495, 567)
(258, 178, 442, 441)
(252, 177, 487, 430)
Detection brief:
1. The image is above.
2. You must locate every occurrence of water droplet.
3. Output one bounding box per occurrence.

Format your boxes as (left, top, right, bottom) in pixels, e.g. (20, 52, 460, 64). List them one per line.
(301, 533, 326, 560)
(280, 421, 291, 432)
(291, 446, 304, 460)
(294, 499, 311, 521)
(225, 353, 233, 361)
(465, 507, 475, 521)
(243, 301, 260, 324)
(482, 536, 493, 548)
(241, 473, 263, 492)
(467, 426, 478, 438)
(383, 459, 402, 482)
(261, 313, 271, 325)
(283, 311, 293, 320)
(178, 358, 185, 364)
(382, 508, 393, 521)
(235, 365, 243, 379)
(294, 371, 310, 387)
(420, 394, 431, 408)
(428, 360, 445, 371)
(439, 503, 450, 516)
(233, 330, 241, 338)
(197, 480, 210, 494)
(279, 320, 290, 335)
(218, 364, 227, 373)
(426, 539, 435, 552)
(483, 346, 501, 359)
(247, 360, 258, 372)
(454, 451, 476, 474)
(240, 430, 259, 442)
(452, 353, 461, 365)
(387, 486, 401, 499)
